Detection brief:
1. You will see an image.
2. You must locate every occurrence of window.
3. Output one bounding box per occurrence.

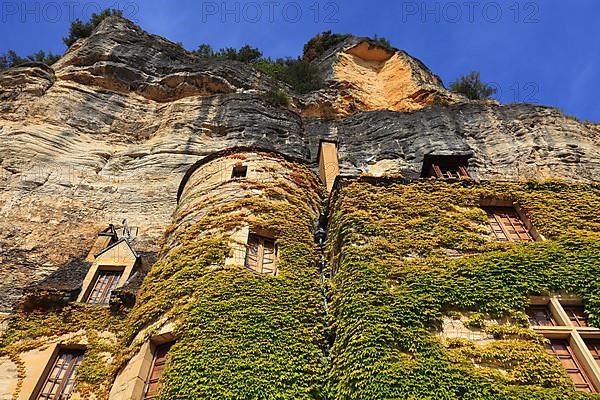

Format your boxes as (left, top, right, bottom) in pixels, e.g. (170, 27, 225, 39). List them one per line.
(143, 342, 174, 400)
(482, 206, 533, 242)
(529, 297, 600, 392)
(86, 268, 123, 305)
(526, 305, 556, 326)
(231, 165, 247, 179)
(586, 340, 600, 368)
(245, 234, 277, 275)
(564, 305, 588, 327)
(421, 154, 471, 179)
(545, 340, 595, 392)
(36, 348, 85, 400)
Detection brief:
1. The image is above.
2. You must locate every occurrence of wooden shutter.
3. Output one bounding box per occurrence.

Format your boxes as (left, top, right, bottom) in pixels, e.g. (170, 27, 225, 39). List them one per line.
(86, 269, 123, 305)
(525, 306, 556, 326)
(458, 166, 470, 178)
(245, 235, 260, 272)
(431, 164, 444, 178)
(484, 207, 533, 242)
(260, 238, 277, 275)
(143, 342, 174, 400)
(245, 234, 277, 276)
(37, 349, 84, 400)
(546, 340, 595, 392)
(563, 306, 588, 327)
(586, 340, 600, 368)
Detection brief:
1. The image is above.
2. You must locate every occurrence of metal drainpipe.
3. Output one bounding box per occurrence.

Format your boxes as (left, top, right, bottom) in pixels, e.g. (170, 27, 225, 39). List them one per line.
(314, 212, 331, 359)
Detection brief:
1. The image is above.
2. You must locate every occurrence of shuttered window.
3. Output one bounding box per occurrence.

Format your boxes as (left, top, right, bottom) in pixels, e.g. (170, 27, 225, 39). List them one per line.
(564, 305, 588, 327)
(36, 348, 84, 400)
(483, 206, 533, 242)
(86, 268, 123, 305)
(546, 340, 595, 392)
(430, 164, 470, 179)
(586, 340, 600, 368)
(143, 342, 174, 400)
(245, 234, 277, 275)
(525, 305, 556, 326)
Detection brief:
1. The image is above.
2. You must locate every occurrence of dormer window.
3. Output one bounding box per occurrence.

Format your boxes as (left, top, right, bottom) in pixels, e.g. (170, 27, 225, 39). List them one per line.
(421, 154, 471, 179)
(231, 165, 247, 179)
(86, 267, 124, 305)
(245, 233, 277, 275)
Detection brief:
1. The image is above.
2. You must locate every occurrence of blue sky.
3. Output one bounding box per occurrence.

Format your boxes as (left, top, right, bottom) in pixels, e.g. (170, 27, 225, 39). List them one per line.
(1, 0, 599, 121)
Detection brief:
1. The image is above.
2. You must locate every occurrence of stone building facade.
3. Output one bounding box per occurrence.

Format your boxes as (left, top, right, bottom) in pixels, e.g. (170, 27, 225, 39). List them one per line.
(1, 15, 600, 400)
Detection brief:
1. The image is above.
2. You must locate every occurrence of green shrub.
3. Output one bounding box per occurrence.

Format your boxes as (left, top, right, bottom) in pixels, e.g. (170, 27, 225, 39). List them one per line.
(303, 31, 351, 62)
(263, 88, 290, 107)
(192, 44, 262, 63)
(0, 49, 61, 71)
(63, 8, 123, 47)
(450, 71, 497, 100)
(254, 58, 323, 94)
(370, 34, 393, 50)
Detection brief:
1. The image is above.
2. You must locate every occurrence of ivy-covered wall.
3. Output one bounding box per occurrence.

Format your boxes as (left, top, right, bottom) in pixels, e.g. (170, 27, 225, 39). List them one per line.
(128, 153, 328, 399)
(0, 151, 328, 400)
(3, 161, 600, 400)
(326, 178, 600, 400)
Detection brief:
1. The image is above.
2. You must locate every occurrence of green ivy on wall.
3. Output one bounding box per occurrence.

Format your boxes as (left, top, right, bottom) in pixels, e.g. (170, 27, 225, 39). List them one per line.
(127, 160, 328, 400)
(326, 178, 600, 400)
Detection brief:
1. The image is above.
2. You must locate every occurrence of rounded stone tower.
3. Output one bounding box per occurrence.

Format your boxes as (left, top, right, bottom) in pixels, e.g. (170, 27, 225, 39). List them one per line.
(109, 147, 328, 400)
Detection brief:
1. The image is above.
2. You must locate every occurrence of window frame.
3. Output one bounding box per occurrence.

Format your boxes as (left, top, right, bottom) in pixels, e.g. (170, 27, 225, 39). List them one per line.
(245, 233, 278, 276)
(231, 165, 248, 179)
(529, 295, 600, 392)
(525, 305, 557, 326)
(479, 199, 541, 242)
(545, 338, 596, 392)
(142, 341, 175, 400)
(34, 346, 85, 400)
(84, 266, 124, 305)
(420, 154, 472, 180)
(563, 305, 589, 327)
(585, 339, 600, 368)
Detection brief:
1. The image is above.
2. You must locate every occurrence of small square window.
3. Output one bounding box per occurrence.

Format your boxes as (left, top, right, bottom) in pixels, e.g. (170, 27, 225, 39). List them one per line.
(86, 267, 123, 305)
(525, 305, 556, 326)
(231, 165, 248, 179)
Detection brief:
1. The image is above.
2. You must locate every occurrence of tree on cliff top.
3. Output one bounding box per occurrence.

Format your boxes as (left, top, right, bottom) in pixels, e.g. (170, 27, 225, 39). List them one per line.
(192, 44, 263, 63)
(302, 31, 351, 62)
(63, 9, 123, 47)
(450, 71, 497, 100)
(0, 50, 61, 71)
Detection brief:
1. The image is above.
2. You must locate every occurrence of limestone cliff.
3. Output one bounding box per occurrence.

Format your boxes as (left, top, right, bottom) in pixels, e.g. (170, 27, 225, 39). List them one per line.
(0, 15, 598, 312)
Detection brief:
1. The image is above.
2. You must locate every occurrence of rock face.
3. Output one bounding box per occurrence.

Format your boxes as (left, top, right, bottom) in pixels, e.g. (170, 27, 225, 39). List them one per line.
(304, 38, 463, 115)
(0, 15, 598, 311)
